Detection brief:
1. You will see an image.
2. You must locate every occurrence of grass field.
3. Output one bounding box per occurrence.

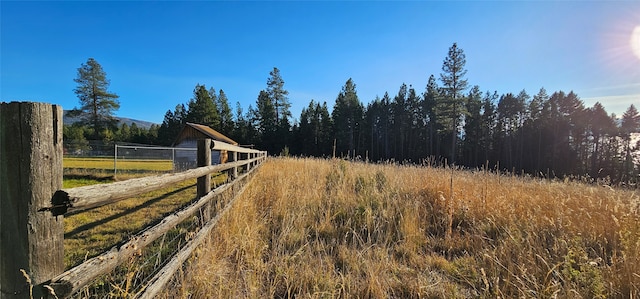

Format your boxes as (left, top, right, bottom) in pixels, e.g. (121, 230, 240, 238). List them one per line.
(166, 158, 640, 298)
(62, 158, 228, 269)
(64, 157, 173, 172)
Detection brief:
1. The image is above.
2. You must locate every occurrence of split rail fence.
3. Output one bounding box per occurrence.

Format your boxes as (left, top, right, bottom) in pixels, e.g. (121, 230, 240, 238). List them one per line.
(0, 102, 266, 298)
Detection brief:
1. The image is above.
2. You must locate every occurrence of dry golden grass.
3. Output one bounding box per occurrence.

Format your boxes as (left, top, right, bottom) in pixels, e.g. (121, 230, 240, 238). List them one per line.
(167, 157, 639, 298)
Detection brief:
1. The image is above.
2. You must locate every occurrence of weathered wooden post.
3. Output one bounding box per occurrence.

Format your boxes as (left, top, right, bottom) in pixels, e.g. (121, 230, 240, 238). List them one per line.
(1, 102, 64, 299)
(232, 151, 238, 179)
(196, 139, 211, 198)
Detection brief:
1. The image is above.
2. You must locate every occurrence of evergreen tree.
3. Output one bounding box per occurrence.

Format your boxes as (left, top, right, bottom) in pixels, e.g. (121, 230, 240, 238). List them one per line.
(392, 83, 409, 160)
(332, 78, 364, 158)
(423, 75, 441, 159)
(298, 100, 334, 157)
(117, 123, 131, 142)
(462, 86, 483, 167)
(185, 84, 220, 129)
(406, 86, 422, 161)
(231, 101, 257, 146)
(621, 104, 640, 140)
(266, 67, 291, 125)
(439, 43, 469, 164)
(147, 124, 159, 144)
(619, 104, 640, 182)
(298, 101, 315, 156)
(129, 123, 142, 143)
(587, 102, 616, 177)
(217, 89, 234, 134)
(158, 104, 187, 145)
(496, 92, 526, 170)
(480, 91, 498, 165)
(63, 124, 90, 154)
(71, 58, 120, 138)
(253, 90, 278, 154)
(318, 101, 333, 156)
(522, 88, 549, 172)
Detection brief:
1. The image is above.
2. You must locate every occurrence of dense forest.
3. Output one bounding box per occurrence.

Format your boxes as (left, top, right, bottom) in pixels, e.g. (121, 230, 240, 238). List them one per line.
(64, 45, 640, 186)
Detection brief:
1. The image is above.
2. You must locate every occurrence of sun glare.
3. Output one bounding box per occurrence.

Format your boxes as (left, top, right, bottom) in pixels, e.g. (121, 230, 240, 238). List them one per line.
(632, 26, 640, 60)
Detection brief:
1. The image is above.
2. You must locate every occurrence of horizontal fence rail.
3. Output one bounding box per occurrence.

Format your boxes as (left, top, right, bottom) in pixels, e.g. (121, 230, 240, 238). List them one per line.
(0, 101, 266, 299)
(47, 170, 257, 297)
(211, 140, 262, 153)
(48, 156, 264, 216)
(134, 176, 252, 299)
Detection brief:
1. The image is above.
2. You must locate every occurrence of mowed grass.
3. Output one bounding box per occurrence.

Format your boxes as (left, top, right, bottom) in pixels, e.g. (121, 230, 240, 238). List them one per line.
(62, 159, 228, 269)
(63, 179, 199, 268)
(64, 157, 173, 172)
(168, 158, 640, 298)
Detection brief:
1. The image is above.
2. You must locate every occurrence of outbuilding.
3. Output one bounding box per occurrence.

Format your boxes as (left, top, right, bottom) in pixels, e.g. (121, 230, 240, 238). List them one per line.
(172, 122, 238, 171)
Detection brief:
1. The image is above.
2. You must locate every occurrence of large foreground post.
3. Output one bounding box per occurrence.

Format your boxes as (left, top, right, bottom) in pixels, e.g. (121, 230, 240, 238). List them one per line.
(0, 102, 64, 299)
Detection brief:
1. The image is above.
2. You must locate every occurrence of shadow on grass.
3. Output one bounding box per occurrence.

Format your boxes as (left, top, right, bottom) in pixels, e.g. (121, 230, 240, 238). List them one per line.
(64, 184, 196, 239)
(63, 172, 116, 182)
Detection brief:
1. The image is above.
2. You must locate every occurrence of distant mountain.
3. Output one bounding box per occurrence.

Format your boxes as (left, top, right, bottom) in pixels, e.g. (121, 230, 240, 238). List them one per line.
(63, 110, 158, 129)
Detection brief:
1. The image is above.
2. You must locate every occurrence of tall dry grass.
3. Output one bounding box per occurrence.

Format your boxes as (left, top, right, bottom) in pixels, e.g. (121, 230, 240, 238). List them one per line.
(167, 158, 639, 298)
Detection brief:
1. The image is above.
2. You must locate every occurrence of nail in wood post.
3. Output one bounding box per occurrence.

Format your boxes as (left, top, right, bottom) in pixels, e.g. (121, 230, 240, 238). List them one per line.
(1, 102, 64, 299)
(196, 139, 211, 198)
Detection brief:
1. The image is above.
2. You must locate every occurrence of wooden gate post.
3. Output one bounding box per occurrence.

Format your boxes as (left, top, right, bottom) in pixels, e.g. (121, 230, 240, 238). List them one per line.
(232, 151, 238, 179)
(196, 139, 211, 198)
(1, 102, 64, 299)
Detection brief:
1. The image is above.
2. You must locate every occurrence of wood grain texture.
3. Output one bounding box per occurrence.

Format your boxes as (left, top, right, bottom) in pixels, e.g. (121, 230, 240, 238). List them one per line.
(197, 139, 211, 198)
(1, 102, 64, 299)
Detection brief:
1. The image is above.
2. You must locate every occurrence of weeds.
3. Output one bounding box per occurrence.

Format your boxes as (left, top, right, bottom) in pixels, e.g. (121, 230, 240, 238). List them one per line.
(167, 158, 639, 298)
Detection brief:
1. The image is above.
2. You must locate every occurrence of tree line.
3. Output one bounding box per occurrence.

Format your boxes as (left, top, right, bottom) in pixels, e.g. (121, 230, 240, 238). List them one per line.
(65, 45, 640, 185)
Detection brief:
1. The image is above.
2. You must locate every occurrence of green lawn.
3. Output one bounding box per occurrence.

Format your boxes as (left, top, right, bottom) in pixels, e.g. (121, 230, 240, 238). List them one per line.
(64, 157, 173, 172)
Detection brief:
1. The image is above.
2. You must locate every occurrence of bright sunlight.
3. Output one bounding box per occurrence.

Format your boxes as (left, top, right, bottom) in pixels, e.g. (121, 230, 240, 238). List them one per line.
(632, 25, 640, 60)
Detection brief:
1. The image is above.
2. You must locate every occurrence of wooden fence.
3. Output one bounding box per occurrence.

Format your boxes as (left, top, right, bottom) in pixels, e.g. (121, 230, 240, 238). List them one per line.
(0, 102, 266, 298)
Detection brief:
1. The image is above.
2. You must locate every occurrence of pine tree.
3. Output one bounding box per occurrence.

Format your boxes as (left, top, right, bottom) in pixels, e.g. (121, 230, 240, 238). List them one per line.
(423, 75, 440, 159)
(332, 78, 364, 158)
(217, 89, 234, 134)
(480, 91, 498, 165)
(231, 101, 257, 146)
(266, 67, 291, 125)
(185, 84, 219, 129)
(71, 58, 120, 138)
(405, 86, 422, 161)
(462, 86, 483, 167)
(496, 92, 525, 170)
(522, 88, 549, 172)
(117, 123, 131, 142)
(298, 100, 333, 157)
(392, 83, 408, 160)
(439, 43, 469, 164)
(298, 101, 315, 155)
(158, 104, 187, 145)
(620, 104, 640, 182)
(621, 104, 640, 139)
(253, 90, 278, 153)
(318, 101, 333, 156)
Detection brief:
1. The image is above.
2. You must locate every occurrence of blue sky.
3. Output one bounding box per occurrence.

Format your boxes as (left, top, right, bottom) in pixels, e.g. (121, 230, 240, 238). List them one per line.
(2, 1, 639, 124)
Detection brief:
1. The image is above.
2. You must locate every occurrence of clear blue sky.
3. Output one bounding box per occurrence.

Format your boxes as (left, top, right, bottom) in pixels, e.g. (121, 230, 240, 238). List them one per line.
(2, 1, 639, 124)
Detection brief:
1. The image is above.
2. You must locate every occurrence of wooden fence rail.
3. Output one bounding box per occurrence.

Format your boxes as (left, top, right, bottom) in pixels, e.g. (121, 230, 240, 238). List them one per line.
(48, 170, 256, 297)
(0, 102, 266, 299)
(49, 157, 263, 216)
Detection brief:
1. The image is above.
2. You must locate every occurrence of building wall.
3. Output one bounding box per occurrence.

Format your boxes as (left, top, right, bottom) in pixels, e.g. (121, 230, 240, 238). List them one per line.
(174, 139, 222, 171)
